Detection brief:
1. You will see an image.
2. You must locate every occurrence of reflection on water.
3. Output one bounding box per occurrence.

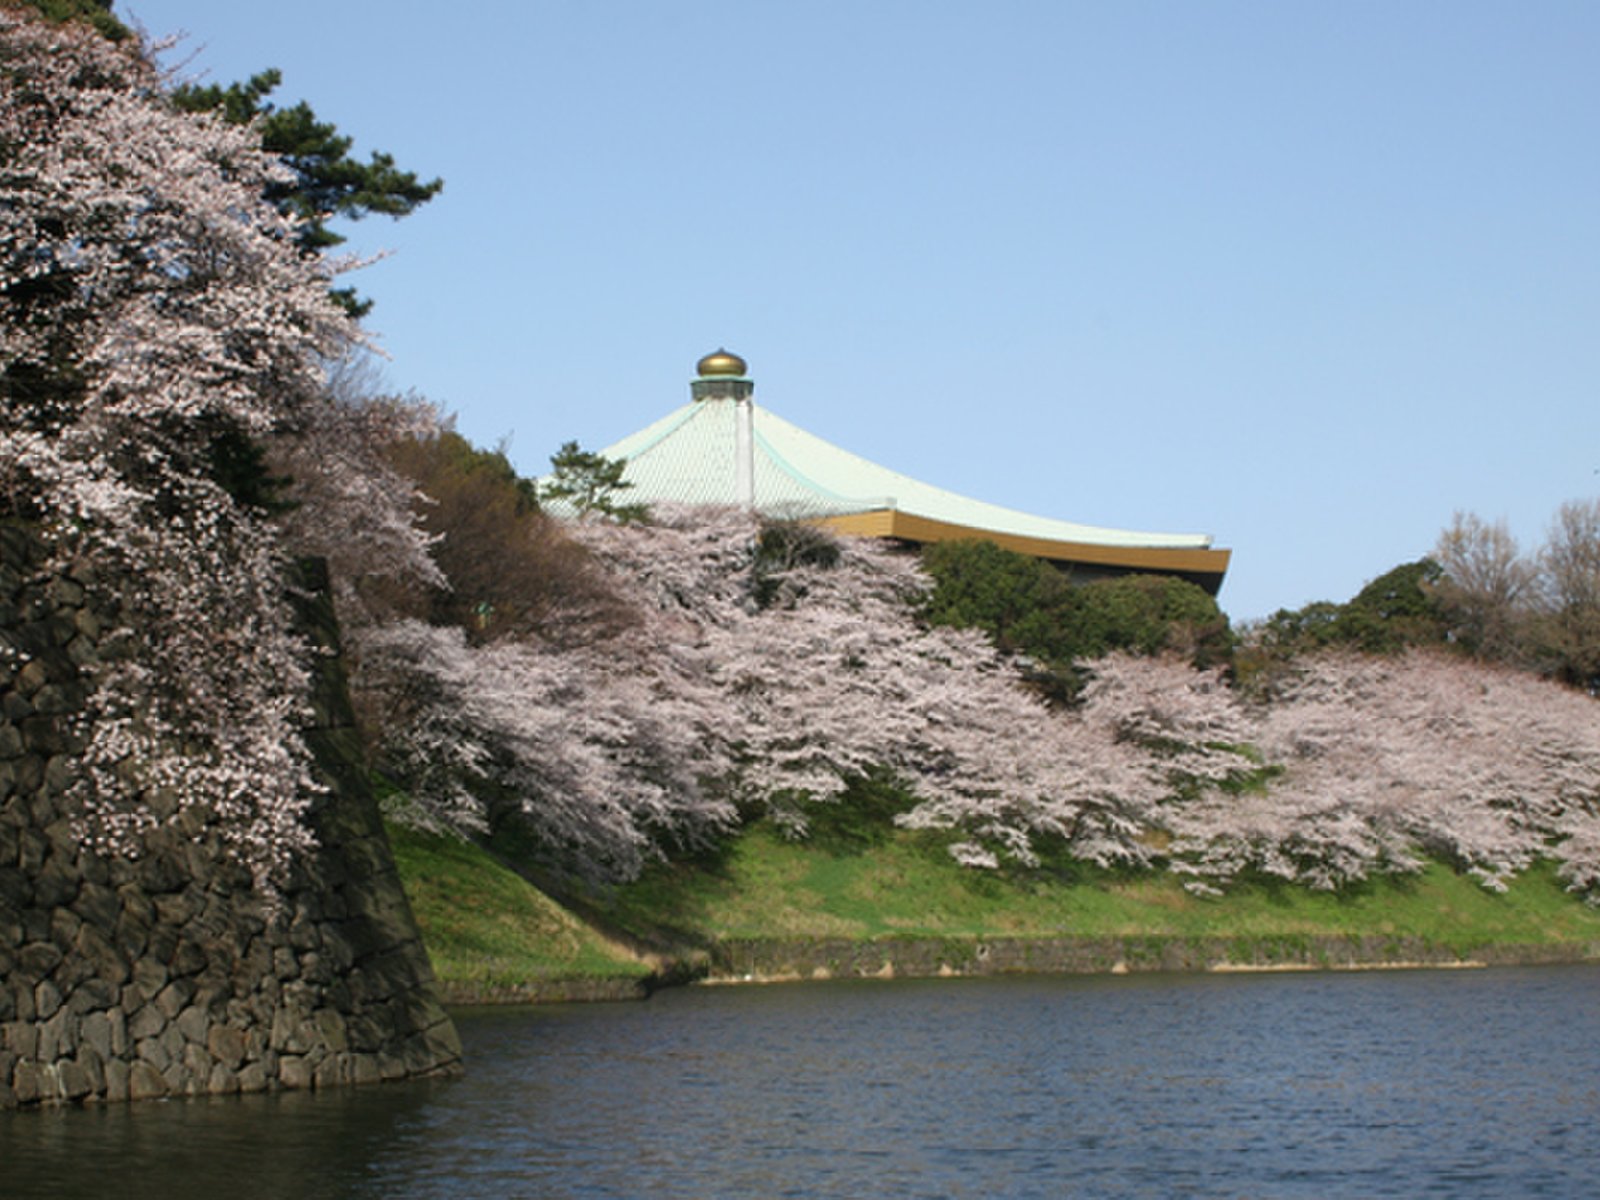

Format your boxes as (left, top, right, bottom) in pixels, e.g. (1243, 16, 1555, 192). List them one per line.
(4, 966, 1599, 1198)
(0, 1079, 454, 1200)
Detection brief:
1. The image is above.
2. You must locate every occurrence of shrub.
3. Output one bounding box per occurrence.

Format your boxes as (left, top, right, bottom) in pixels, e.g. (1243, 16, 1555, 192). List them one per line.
(920, 539, 1231, 689)
(1069, 573, 1233, 668)
(1236, 559, 1449, 692)
(750, 519, 843, 609)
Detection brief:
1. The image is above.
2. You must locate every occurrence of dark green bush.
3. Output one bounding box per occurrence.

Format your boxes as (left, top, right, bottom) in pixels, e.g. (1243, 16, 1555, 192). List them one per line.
(920, 539, 1067, 653)
(1069, 573, 1234, 668)
(920, 539, 1232, 692)
(749, 519, 843, 609)
(1235, 558, 1450, 693)
(755, 519, 842, 572)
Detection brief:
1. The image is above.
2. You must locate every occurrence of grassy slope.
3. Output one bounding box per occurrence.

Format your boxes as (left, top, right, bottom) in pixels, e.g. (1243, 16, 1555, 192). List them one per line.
(605, 825, 1600, 956)
(390, 820, 1600, 994)
(386, 822, 650, 990)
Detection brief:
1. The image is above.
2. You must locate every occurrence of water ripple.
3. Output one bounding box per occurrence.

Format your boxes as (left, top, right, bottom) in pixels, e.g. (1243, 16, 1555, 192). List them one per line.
(5, 966, 1599, 1198)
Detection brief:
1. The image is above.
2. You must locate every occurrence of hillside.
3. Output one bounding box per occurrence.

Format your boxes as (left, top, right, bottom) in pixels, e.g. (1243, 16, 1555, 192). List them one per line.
(386, 823, 653, 1002)
(393, 818, 1600, 1000)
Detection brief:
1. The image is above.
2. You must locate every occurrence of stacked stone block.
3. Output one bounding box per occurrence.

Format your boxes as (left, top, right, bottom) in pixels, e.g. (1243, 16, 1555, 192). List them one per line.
(0, 524, 461, 1107)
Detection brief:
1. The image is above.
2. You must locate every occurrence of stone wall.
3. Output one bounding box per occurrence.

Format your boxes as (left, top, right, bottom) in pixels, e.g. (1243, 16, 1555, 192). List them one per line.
(707, 933, 1600, 983)
(0, 525, 461, 1107)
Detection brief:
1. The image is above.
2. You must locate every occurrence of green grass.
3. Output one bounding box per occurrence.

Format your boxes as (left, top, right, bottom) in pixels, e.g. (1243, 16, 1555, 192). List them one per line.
(603, 823, 1600, 955)
(386, 815, 1600, 995)
(386, 821, 651, 988)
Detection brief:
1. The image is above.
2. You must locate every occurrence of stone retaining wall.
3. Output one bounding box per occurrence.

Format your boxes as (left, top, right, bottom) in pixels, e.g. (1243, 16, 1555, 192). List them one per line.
(707, 933, 1600, 983)
(0, 525, 461, 1107)
(437, 976, 652, 1006)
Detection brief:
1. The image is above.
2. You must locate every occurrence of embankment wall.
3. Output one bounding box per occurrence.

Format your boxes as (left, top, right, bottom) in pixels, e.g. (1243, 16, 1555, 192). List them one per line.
(0, 526, 460, 1107)
(705, 934, 1600, 983)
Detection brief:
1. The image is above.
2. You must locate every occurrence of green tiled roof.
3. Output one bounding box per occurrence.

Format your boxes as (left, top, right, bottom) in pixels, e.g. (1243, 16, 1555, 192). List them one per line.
(595, 396, 1214, 551)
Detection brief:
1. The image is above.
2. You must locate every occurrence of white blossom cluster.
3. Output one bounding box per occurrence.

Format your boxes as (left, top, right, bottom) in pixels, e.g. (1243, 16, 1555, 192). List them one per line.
(1, 12, 355, 891)
(369, 505, 1600, 898)
(1174, 651, 1600, 895)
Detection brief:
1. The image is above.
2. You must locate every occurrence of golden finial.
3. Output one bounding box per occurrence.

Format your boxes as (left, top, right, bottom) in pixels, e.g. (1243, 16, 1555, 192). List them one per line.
(696, 348, 748, 378)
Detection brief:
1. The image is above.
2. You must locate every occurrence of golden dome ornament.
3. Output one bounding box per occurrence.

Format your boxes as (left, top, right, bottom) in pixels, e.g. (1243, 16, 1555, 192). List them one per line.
(696, 348, 748, 378)
(690, 348, 754, 403)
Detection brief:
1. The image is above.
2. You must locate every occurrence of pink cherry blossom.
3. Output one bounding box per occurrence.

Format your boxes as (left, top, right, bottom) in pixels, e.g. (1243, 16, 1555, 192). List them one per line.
(2, 12, 355, 890)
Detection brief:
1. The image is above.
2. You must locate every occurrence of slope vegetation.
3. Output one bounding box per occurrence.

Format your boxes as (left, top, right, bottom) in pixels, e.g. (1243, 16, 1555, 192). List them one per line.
(394, 818, 1600, 999)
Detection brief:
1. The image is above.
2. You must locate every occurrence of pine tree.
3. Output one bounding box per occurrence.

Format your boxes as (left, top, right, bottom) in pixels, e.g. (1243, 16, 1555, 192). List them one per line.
(171, 69, 442, 317)
(18, 0, 444, 318)
(539, 442, 649, 523)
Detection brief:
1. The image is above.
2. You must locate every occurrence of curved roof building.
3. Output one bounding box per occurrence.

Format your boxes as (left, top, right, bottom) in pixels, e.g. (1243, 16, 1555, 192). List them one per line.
(593, 350, 1231, 594)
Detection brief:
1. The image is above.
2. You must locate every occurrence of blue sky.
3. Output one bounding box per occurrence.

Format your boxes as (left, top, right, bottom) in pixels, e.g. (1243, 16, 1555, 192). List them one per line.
(123, 1, 1599, 622)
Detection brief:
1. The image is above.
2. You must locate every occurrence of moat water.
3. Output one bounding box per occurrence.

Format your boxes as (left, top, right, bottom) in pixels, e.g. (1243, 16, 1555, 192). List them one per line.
(4, 965, 1599, 1198)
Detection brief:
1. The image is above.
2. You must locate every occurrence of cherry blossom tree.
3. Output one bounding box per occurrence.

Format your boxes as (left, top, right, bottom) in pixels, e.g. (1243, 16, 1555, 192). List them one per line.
(365, 505, 1263, 880)
(267, 380, 446, 629)
(1, 10, 356, 888)
(357, 489, 1600, 898)
(353, 618, 738, 882)
(1168, 651, 1600, 895)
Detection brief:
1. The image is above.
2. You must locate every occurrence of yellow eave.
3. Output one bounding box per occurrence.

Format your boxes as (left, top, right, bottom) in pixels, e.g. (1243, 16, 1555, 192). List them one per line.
(820, 509, 1232, 583)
